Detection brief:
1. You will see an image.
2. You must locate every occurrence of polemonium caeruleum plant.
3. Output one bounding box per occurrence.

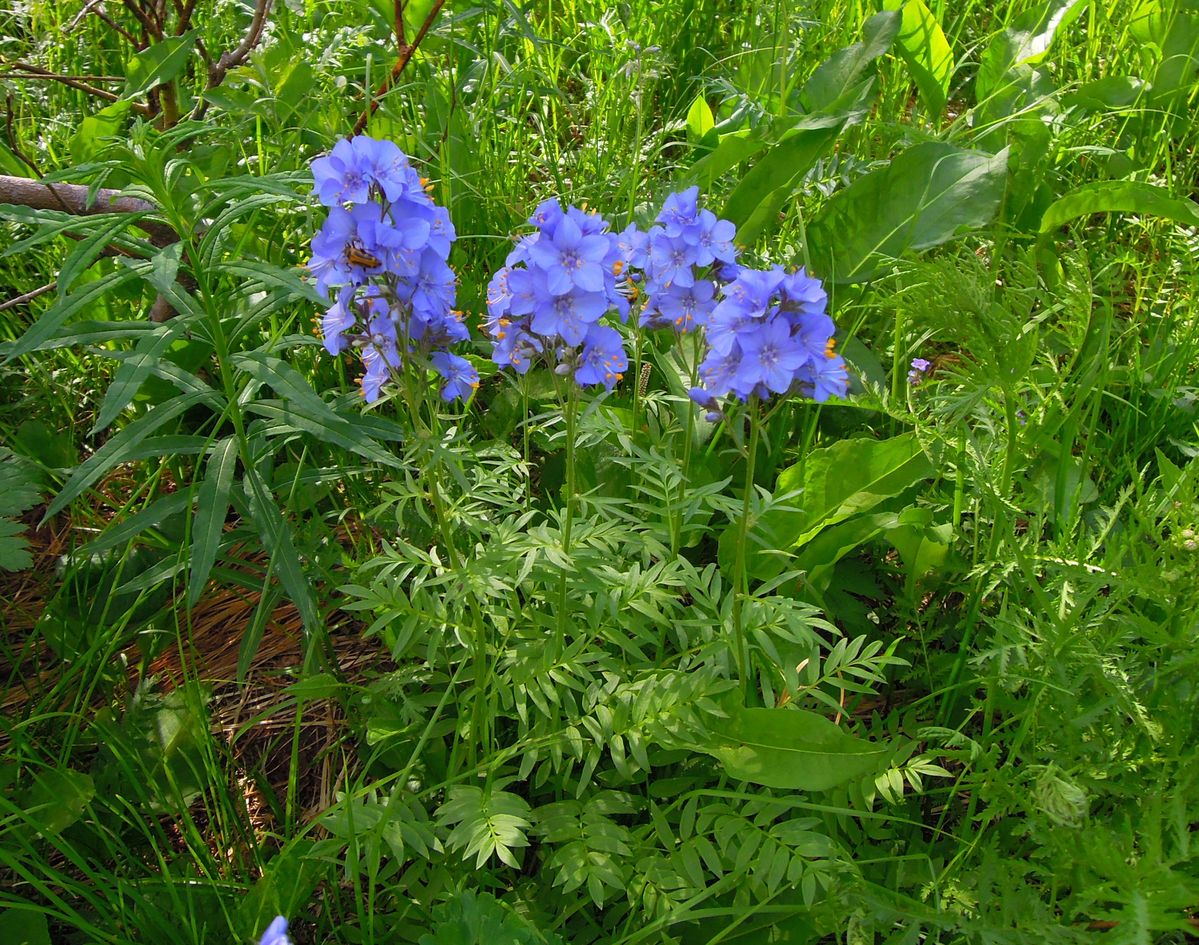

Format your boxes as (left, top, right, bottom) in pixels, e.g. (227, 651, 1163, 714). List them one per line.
(309, 135, 477, 404)
(484, 198, 633, 653)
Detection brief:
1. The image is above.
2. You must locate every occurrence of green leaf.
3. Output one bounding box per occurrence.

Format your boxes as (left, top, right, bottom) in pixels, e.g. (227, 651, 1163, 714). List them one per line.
(46, 391, 211, 519)
(242, 465, 319, 633)
(75, 492, 191, 557)
(219, 260, 328, 307)
(723, 433, 934, 581)
(1149, 13, 1199, 113)
(884, 0, 954, 116)
(234, 352, 402, 467)
(123, 33, 198, 99)
(0, 907, 51, 945)
(419, 890, 565, 945)
(686, 131, 767, 189)
(807, 142, 1008, 283)
(18, 766, 95, 836)
(706, 707, 888, 791)
(58, 213, 146, 295)
(437, 786, 534, 869)
(783, 433, 933, 542)
(976, 0, 1087, 104)
(799, 10, 900, 112)
(70, 101, 132, 163)
(3, 263, 144, 361)
(1039, 181, 1199, 233)
(686, 95, 715, 142)
(92, 322, 187, 433)
(721, 120, 847, 247)
(189, 437, 238, 608)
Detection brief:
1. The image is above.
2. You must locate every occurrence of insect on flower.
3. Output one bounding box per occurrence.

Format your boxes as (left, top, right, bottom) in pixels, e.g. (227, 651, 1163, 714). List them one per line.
(345, 245, 382, 269)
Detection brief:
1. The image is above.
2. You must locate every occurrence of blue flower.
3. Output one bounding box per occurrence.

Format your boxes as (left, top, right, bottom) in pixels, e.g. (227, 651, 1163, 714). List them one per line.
(528, 214, 611, 295)
(693, 210, 737, 266)
(574, 324, 628, 388)
(809, 351, 849, 402)
(733, 315, 808, 394)
(657, 185, 700, 239)
(908, 357, 931, 385)
(486, 199, 625, 386)
(647, 229, 697, 288)
(258, 916, 293, 945)
(311, 138, 373, 207)
(431, 351, 479, 401)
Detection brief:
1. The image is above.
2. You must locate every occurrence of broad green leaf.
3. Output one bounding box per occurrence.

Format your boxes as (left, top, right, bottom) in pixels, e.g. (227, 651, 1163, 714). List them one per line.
(686, 131, 766, 189)
(976, 0, 1087, 104)
(46, 391, 210, 518)
(722, 119, 848, 247)
(884, 0, 954, 116)
(722, 433, 933, 581)
(1150, 13, 1199, 112)
(721, 11, 898, 246)
(781, 433, 934, 543)
(0, 907, 51, 945)
(706, 707, 888, 791)
(1062, 76, 1147, 112)
(70, 101, 132, 164)
(1039, 181, 1199, 233)
(807, 142, 1008, 283)
(123, 33, 198, 99)
(799, 10, 900, 112)
(188, 437, 238, 608)
(686, 95, 715, 142)
(795, 508, 930, 593)
(18, 766, 95, 836)
(1129, 0, 1168, 43)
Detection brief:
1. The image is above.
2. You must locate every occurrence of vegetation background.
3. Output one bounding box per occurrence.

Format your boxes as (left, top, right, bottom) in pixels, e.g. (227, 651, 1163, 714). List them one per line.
(1, 0, 1198, 942)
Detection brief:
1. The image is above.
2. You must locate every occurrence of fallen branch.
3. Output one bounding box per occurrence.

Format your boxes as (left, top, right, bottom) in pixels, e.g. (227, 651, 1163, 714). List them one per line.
(0, 175, 177, 246)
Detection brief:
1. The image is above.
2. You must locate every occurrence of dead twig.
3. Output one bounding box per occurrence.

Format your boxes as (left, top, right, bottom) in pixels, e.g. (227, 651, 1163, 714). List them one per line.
(0, 281, 56, 312)
(0, 59, 154, 116)
(191, 0, 273, 120)
(66, 0, 143, 46)
(351, 0, 445, 137)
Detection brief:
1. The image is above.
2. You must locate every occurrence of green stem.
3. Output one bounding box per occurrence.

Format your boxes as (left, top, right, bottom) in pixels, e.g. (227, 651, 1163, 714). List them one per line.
(555, 385, 579, 657)
(671, 331, 701, 557)
(731, 398, 760, 702)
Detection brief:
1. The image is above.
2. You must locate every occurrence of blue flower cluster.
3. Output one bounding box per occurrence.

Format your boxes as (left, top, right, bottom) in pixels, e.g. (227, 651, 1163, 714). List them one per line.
(308, 135, 477, 403)
(484, 199, 630, 389)
(631, 185, 738, 333)
(687, 265, 849, 419)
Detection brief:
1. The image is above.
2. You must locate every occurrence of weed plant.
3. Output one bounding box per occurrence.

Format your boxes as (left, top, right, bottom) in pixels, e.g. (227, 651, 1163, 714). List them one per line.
(1, 0, 1198, 943)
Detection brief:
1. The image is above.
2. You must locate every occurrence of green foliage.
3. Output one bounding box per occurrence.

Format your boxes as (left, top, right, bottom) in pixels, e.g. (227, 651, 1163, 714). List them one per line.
(2, 0, 1199, 942)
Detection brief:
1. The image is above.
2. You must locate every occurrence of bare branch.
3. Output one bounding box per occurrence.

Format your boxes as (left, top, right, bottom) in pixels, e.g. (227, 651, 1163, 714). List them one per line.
(66, 0, 143, 45)
(122, 0, 163, 39)
(394, 0, 407, 54)
(352, 0, 445, 137)
(209, 0, 271, 89)
(1, 60, 155, 116)
(0, 281, 56, 312)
